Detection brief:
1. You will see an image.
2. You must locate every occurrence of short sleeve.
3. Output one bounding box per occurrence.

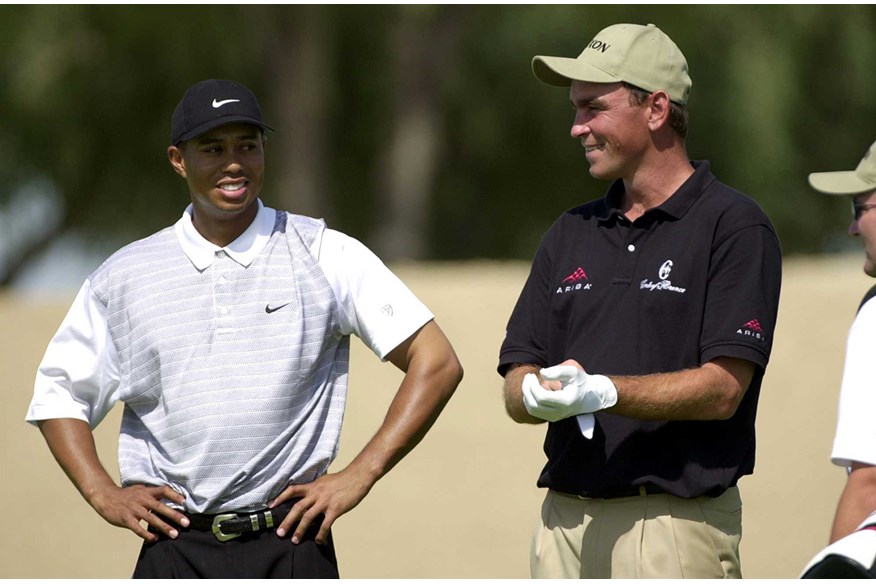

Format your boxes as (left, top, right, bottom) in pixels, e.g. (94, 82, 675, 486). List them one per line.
(498, 235, 553, 377)
(700, 223, 782, 368)
(831, 299, 876, 467)
(316, 229, 434, 361)
(26, 280, 121, 428)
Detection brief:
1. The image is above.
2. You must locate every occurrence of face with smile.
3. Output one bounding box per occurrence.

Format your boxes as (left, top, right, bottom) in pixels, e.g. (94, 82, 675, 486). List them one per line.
(569, 81, 652, 181)
(168, 123, 265, 246)
(849, 190, 876, 277)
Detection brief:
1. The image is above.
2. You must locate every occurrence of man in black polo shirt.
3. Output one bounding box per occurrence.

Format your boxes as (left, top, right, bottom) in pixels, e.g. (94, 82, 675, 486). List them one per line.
(498, 23, 782, 578)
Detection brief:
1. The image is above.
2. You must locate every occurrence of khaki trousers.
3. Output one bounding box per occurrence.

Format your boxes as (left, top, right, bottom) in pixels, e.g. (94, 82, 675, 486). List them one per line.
(531, 487, 742, 579)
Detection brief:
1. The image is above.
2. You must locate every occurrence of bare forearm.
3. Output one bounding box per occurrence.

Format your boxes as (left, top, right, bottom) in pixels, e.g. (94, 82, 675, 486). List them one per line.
(38, 417, 189, 541)
(350, 321, 463, 484)
(269, 321, 462, 544)
(38, 418, 118, 506)
(830, 464, 876, 543)
(353, 360, 460, 483)
(608, 358, 754, 421)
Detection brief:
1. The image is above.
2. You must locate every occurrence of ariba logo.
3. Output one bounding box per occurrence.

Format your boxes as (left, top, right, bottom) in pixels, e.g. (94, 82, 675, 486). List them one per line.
(641, 259, 686, 294)
(737, 319, 766, 341)
(556, 267, 592, 295)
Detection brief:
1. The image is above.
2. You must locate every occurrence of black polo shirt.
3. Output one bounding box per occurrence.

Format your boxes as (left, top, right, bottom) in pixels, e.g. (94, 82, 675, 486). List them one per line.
(499, 161, 782, 498)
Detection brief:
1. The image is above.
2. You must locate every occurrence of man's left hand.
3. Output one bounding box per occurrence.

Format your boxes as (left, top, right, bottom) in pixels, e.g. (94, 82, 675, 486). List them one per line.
(269, 468, 372, 545)
(521, 360, 618, 422)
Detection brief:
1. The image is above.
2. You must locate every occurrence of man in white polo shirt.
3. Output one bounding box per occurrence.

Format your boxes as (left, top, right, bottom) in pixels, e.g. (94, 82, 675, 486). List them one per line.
(808, 140, 876, 544)
(26, 79, 463, 578)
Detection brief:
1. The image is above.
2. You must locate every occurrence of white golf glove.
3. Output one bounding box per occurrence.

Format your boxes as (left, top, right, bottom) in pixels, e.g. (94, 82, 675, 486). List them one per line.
(521, 365, 618, 434)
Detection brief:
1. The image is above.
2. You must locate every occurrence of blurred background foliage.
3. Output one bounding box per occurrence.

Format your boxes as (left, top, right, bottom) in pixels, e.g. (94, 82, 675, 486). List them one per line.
(1, 5, 875, 287)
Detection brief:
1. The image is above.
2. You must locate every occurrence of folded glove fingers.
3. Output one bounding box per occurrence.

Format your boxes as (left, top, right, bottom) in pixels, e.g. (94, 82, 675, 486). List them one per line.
(532, 386, 578, 408)
(522, 374, 566, 421)
(525, 376, 579, 409)
(522, 374, 566, 411)
(539, 365, 581, 383)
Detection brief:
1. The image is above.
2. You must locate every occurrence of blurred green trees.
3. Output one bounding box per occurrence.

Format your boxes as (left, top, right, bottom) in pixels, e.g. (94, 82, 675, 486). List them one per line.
(1, 5, 874, 286)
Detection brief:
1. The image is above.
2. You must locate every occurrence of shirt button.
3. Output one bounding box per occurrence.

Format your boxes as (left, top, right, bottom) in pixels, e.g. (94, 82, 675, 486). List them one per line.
(220, 307, 229, 315)
(218, 276, 227, 284)
(627, 244, 636, 252)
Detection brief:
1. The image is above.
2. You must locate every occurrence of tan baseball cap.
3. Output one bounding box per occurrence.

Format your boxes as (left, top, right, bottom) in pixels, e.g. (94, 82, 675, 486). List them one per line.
(532, 23, 691, 105)
(808, 140, 876, 195)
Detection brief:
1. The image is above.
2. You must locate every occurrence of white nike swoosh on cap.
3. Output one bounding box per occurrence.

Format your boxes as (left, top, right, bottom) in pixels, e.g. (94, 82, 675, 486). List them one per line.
(212, 98, 240, 108)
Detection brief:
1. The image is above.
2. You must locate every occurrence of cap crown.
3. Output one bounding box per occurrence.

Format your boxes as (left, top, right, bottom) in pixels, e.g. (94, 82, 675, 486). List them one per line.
(532, 23, 692, 105)
(856, 142, 876, 184)
(171, 79, 273, 145)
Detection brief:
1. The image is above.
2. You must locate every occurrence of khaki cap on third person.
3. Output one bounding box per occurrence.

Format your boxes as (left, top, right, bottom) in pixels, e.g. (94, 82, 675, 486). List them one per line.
(532, 23, 691, 105)
(808, 140, 876, 195)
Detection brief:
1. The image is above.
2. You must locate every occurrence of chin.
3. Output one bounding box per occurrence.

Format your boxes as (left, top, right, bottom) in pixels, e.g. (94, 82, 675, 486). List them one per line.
(217, 195, 256, 209)
(588, 167, 619, 181)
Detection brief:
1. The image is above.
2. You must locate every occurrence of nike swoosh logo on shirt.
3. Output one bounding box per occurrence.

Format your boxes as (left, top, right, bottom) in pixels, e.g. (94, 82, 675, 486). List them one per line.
(265, 302, 291, 314)
(212, 98, 240, 108)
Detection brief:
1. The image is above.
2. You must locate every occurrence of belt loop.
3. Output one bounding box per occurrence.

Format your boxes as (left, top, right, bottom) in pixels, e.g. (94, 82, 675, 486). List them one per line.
(639, 485, 647, 496)
(250, 514, 259, 531)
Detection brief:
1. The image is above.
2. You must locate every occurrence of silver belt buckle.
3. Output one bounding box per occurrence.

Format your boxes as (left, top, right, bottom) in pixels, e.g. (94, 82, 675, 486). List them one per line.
(212, 513, 241, 542)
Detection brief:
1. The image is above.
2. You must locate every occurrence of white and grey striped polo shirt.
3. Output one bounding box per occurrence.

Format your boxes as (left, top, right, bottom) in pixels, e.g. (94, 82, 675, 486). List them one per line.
(28, 200, 433, 513)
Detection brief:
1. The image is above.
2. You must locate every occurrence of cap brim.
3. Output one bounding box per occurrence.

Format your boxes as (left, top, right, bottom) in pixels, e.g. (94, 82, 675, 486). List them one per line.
(175, 116, 274, 145)
(808, 171, 876, 196)
(532, 55, 619, 87)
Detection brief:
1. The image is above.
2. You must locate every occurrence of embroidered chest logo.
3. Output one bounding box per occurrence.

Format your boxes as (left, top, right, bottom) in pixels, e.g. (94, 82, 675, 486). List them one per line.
(556, 267, 592, 295)
(641, 259, 687, 294)
(737, 319, 766, 342)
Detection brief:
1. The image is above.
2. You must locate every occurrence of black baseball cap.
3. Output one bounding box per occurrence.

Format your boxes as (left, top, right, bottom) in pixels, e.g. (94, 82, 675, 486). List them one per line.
(171, 79, 274, 145)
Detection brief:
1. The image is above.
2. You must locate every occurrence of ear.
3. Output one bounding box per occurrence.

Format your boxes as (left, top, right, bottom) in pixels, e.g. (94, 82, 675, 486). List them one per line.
(646, 90, 672, 132)
(167, 145, 187, 178)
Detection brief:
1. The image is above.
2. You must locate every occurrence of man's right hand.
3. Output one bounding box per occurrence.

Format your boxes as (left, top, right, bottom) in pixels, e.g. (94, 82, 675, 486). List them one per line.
(37, 418, 190, 542)
(90, 483, 189, 542)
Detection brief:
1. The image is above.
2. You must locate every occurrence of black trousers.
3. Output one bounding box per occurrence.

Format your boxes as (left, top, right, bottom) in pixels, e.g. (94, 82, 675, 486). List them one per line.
(132, 518, 339, 578)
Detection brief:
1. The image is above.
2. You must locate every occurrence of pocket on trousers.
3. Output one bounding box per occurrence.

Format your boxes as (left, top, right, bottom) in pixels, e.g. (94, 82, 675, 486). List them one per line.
(692, 494, 742, 578)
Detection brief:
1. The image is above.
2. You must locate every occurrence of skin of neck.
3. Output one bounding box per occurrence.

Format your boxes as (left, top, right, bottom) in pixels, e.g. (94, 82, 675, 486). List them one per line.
(620, 134, 694, 222)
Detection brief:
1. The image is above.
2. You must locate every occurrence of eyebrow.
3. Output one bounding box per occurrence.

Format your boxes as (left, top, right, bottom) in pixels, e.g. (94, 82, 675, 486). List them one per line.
(571, 96, 607, 108)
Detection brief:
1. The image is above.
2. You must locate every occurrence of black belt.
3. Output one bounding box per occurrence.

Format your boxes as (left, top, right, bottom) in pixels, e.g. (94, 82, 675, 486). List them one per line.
(186, 500, 297, 542)
(570, 484, 668, 500)
(604, 484, 668, 498)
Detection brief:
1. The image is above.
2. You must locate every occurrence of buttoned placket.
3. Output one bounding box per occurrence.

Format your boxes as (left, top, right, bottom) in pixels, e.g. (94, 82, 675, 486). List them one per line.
(212, 250, 236, 337)
(611, 214, 651, 287)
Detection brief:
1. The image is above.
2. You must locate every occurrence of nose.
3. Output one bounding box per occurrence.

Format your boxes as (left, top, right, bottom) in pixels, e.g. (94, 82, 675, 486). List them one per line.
(222, 151, 243, 173)
(849, 218, 860, 237)
(571, 112, 591, 139)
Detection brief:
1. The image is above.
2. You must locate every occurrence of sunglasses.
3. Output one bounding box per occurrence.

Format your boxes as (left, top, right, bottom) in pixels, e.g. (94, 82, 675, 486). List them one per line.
(852, 201, 876, 221)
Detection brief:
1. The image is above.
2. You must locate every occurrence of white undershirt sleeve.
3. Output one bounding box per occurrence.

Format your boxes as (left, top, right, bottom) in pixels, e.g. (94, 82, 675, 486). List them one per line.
(316, 229, 434, 361)
(26, 280, 121, 429)
(831, 299, 876, 467)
